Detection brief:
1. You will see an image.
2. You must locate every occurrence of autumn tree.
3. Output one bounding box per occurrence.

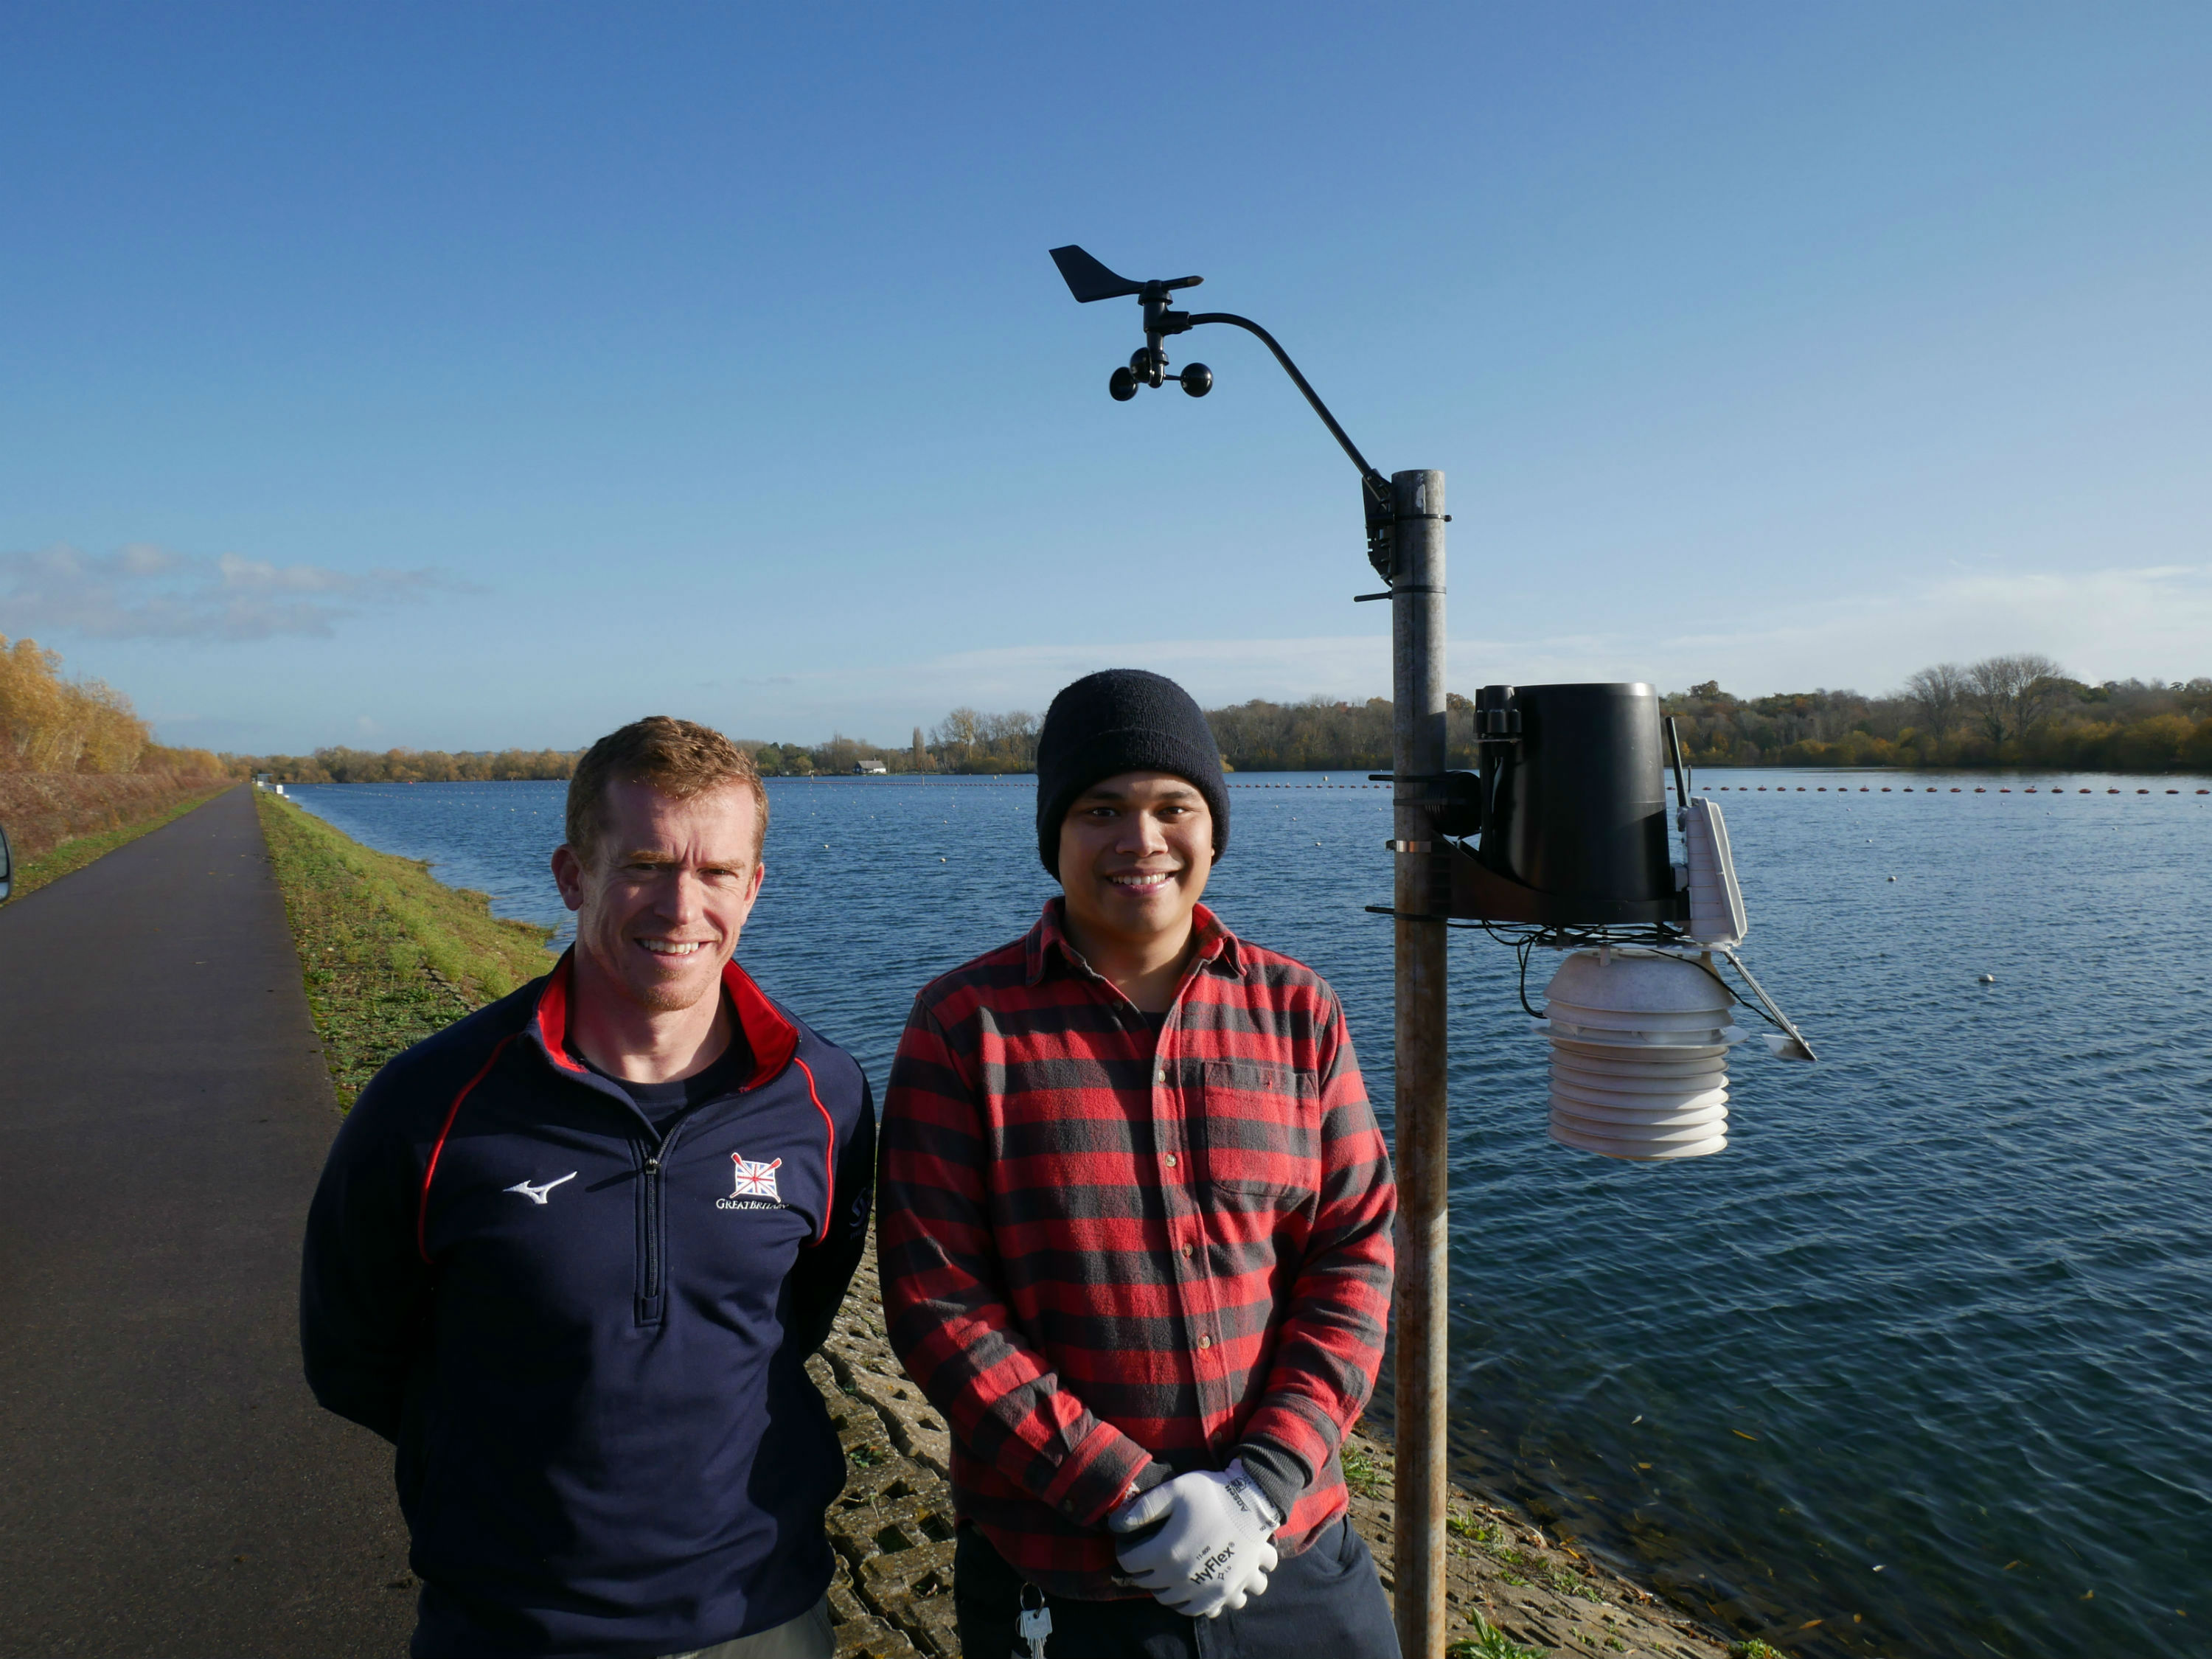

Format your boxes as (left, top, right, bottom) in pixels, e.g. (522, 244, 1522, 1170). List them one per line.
(1, 635, 156, 773)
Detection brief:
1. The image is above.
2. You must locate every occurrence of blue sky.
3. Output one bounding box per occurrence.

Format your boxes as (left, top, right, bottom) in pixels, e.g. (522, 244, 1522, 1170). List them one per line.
(4, 2, 2208, 754)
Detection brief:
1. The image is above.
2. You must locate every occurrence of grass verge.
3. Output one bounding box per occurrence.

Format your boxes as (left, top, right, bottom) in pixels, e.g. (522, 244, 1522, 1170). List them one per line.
(6, 785, 230, 900)
(1340, 1437, 1386, 1498)
(256, 790, 557, 1107)
(1447, 1611, 1551, 1659)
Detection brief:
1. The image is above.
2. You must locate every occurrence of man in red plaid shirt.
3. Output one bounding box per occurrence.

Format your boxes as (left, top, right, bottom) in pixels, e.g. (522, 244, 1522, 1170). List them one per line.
(880, 669, 1399, 1658)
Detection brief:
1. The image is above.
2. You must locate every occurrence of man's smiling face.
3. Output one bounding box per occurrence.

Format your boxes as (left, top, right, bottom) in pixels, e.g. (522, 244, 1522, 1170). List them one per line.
(552, 777, 764, 1014)
(1057, 770, 1214, 953)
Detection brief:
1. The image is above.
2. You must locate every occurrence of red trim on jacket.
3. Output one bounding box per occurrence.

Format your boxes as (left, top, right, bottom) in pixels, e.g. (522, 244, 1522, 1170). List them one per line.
(724, 958, 801, 1086)
(793, 1057, 835, 1245)
(530, 955, 590, 1074)
(417, 1034, 517, 1265)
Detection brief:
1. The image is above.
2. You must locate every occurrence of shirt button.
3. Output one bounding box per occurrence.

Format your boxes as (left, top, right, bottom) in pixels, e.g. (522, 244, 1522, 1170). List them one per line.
(1197, 1335, 1211, 1350)
(1164, 1153, 1178, 1168)
(1181, 1243, 1194, 1258)
(1154, 1065, 1166, 1085)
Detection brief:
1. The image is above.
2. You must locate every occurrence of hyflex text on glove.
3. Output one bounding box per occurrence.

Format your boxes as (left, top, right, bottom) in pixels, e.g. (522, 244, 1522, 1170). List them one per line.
(1107, 1460, 1284, 1620)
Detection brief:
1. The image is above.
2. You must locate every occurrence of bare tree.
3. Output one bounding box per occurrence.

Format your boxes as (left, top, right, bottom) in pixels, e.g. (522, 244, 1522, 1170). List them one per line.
(931, 707, 984, 762)
(1968, 653, 2067, 745)
(1904, 662, 1970, 742)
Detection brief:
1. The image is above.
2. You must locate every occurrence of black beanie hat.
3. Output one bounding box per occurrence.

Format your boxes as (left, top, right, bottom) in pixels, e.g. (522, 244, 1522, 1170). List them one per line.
(1035, 669, 1229, 877)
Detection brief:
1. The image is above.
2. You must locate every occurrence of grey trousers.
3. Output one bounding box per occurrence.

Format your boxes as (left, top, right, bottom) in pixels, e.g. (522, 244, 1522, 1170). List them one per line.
(661, 1596, 834, 1659)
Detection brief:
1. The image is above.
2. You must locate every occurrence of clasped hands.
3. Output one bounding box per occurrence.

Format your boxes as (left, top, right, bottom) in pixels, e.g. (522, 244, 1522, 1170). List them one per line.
(1107, 1460, 1283, 1619)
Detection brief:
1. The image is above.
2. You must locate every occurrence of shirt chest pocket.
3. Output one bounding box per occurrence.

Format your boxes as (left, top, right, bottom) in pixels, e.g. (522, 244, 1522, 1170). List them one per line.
(1194, 1060, 1319, 1203)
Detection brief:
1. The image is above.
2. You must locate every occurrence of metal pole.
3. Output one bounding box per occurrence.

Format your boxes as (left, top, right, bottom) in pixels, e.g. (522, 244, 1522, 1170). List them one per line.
(1390, 469, 1449, 1658)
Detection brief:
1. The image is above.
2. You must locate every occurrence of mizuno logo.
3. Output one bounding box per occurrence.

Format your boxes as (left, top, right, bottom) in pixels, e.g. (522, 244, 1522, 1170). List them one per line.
(506, 1172, 577, 1205)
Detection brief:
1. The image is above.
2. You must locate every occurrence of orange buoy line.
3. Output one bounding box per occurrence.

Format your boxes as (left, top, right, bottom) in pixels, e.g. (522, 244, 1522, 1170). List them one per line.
(1209, 779, 2212, 795)
(1683, 783, 2208, 795)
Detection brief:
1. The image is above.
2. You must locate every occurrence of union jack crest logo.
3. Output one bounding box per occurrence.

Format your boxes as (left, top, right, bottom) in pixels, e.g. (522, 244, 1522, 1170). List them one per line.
(729, 1153, 782, 1201)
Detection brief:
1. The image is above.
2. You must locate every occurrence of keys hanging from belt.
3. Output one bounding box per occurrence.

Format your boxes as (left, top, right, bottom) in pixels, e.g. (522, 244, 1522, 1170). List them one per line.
(1016, 1583, 1052, 1658)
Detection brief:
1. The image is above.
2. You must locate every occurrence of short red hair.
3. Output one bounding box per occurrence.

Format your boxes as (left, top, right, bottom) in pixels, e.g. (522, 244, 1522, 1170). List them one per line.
(564, 716, 768, 865)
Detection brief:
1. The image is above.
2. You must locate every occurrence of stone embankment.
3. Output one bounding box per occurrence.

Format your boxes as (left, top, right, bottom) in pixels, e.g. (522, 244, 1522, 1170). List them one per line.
(811, 1253, 1729, 1659)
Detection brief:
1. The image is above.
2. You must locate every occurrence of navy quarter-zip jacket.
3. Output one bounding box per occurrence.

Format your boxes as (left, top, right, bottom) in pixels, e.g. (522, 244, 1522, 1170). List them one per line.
(302, 951, 874, 1658)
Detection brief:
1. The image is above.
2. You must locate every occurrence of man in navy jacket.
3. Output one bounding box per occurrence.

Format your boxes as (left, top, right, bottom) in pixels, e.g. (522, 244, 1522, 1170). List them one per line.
(303, 717, 873, 1659)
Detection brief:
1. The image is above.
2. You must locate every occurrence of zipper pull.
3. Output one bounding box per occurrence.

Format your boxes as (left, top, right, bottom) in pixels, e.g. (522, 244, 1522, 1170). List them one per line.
(644, 1155, 661, 1175)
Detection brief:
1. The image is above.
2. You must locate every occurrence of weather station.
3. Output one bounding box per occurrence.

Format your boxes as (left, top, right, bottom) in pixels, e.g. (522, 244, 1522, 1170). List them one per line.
(1048, 246, 1817, 1657)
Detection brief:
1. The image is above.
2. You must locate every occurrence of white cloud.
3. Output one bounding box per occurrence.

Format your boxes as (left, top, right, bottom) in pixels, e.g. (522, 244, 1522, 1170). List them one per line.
(724, 561, 2212, 738)
(1613, 563, 2212, 695)
(892, 636, 1394, 709)
(0, 542, 467, 641)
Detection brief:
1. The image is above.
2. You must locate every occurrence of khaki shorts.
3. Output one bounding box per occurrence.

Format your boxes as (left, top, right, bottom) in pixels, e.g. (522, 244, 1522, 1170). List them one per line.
(661, 1595, 834, 1659)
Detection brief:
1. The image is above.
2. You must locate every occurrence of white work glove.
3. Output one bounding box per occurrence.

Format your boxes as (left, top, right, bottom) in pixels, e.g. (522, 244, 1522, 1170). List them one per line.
(1107, 1459, 1283, 1619)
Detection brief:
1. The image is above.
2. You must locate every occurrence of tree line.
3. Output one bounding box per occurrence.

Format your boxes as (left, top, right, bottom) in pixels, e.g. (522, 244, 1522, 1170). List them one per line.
(992, 670, 2204, 774)
(1666, 655, 2212, 771)
(12, 630, 2208, 785)
(1, 636, 226, 777)
(1200, 696, 1491, 772)
(751, 709, 1044, 776)
(229, 746, 590, 784)
(750, 697, 1488, 776)
(752, 700, 1481, 776)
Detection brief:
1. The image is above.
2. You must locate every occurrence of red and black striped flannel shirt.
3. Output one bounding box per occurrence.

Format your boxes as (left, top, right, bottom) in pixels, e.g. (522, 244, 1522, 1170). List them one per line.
(877, 898, 1395, 1597)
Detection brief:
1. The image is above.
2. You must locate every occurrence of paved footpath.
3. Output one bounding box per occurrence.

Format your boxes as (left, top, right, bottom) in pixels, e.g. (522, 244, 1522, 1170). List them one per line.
(0, 785, 414, 1658)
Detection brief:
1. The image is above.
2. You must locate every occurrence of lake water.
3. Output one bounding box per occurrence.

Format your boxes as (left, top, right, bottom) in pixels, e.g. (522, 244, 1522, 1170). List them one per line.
(286, 771, 2212, 1658)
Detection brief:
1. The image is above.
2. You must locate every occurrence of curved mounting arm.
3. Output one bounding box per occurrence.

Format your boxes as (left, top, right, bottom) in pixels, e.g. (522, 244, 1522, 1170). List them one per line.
(1182, 310, 1397, 577)
(1184, 312, 1390, 507)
